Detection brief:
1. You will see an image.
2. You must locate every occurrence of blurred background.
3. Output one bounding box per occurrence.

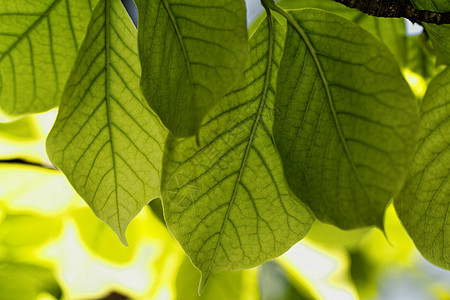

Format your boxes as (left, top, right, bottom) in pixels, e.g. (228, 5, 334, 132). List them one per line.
(0, 0, 449, 299)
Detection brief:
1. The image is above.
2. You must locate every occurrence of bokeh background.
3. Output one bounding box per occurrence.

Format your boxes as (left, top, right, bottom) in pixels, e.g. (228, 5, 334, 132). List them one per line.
(0, 0, 449, 299)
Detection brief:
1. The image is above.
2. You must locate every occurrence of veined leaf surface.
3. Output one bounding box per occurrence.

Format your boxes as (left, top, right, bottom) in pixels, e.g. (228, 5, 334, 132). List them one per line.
(423, 24, 450, 66)
(411, 0, 450, 65)
(161, 14, 313, 292)
(273, 9, 419, 229)
(46, 0, 166, 244)
(136, 0, 248, 137)
(0, 0, 97, 116)
(278, 0, 407, 67)
(396, 67, 450, 270)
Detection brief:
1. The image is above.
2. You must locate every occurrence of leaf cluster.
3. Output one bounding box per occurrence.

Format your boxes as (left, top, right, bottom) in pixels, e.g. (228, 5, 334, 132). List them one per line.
(1, 0, 449, 292)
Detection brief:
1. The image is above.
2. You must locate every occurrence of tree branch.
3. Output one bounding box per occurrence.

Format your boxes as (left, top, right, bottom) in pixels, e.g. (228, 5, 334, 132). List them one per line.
(333, 0, 450, 25)
(0, 158, 57, 170)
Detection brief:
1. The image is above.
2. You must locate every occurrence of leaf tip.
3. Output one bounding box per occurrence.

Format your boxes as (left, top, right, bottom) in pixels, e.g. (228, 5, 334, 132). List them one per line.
(118, 231, 129, 247)
(198, 272, 210, 296)
(112, 226, 129, 247)
(376, 223, 393, 247)
(375, 215, 387, 241)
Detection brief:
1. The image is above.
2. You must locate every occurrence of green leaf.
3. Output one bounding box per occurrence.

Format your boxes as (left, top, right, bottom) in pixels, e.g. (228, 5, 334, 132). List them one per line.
(0, 0, 97, 116)
(353, 17, 406, 67)
(423, 24, 450, 65)
(0, 214, 62, 248)
(411, 0, 450, 12)
(46, 0, 166, 245)
(136, 0, 248, 137)
(410, 0, 450, 65)
(395, 67, 450, 270)
(406, 34, 442, 81)
(0, 117, 40, 141)
(161, 14, 313, 292)
(278, 0, 358, 14)
(277, 0, 407, 67)
(272, 9, 419, 229)
(0, 262, 62, 300)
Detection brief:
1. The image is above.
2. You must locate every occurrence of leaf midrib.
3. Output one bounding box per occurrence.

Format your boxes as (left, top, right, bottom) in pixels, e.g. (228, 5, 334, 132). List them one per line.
(104, 0, 122, 241)
(160, 0, 194, 98)
(0, 0, 62, 63)
(271, 6, 374, 210)
(201, 10, 275, 290)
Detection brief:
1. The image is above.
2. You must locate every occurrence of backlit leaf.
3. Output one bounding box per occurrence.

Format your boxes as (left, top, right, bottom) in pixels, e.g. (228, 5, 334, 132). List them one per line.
(0, 117, 40, 141)
(0, 262, 61, 300)
(0, 214, 61, 248)
(46, 0, 166, 244)
(0, 0, 97, 116)
(136, 0, 248, 137)
(424, 24, 450, 65)
(273, 9, 418, 229)
(161, 13, 313, 292)
(410, 0, 450, 65)
(396, 67, 450, 270)
(406, 34, 441, 81)
(277, 0, 407, 67)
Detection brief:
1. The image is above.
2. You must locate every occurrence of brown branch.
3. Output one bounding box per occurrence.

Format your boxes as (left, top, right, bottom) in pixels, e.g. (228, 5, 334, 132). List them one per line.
(333, 0, 450, 25)
(0, 158, 57, 170)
